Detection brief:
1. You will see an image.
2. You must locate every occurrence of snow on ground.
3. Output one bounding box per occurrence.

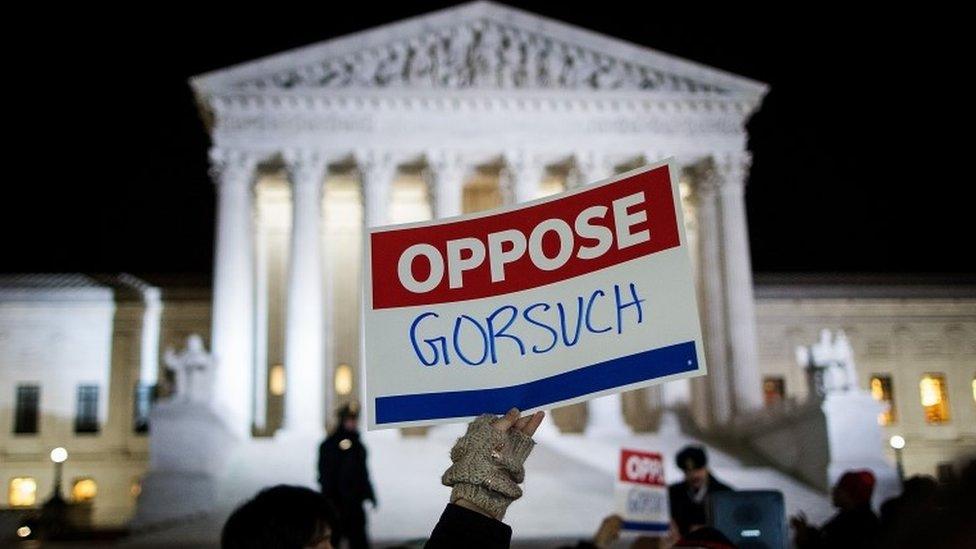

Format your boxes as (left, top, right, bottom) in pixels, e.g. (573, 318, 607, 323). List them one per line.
(123, 413, 832, 546)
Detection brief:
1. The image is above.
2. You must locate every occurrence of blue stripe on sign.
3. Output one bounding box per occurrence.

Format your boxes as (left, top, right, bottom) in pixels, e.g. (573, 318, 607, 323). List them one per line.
(375, 340, 697, 424)
(621, 521, 670, 532)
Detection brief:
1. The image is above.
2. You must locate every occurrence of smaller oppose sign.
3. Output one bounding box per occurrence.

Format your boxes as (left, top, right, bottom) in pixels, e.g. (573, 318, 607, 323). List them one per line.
(363, 160, 706, 430)
(615, 449, 670, 532)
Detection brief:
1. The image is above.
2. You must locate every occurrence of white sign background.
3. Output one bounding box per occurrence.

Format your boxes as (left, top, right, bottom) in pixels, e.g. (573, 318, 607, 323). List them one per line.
(363, 159, 706, 430)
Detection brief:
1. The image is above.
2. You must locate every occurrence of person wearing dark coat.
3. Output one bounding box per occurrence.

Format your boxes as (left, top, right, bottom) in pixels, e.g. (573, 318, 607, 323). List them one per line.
(318, 403, 375, 549)
(667, 445, 733, 537)
(878, 474, 937, 546)
(791, 469, 881, 549)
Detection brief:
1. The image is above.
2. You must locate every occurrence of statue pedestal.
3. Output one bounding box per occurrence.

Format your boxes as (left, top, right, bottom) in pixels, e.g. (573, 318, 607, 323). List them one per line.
(741, 390, 899, 508)
(823, 391, 900, 507)
(132, 399, 238, 528)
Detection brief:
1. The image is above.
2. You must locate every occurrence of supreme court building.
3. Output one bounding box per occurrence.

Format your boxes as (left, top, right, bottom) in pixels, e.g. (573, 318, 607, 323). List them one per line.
(190, 0, 769, 438)
(3, 2, 974, 533)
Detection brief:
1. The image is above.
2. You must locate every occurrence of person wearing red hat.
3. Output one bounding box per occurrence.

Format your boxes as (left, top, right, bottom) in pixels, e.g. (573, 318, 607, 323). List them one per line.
(791, 469, 881, 548)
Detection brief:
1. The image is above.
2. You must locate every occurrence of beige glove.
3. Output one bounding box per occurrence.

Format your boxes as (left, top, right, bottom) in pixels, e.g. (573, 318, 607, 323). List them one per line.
(441, 414, 536, 519)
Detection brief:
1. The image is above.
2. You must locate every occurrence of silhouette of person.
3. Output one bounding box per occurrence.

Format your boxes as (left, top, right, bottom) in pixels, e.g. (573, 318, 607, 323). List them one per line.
(318, 403, 375, 549)
(668, 445, 732, 537)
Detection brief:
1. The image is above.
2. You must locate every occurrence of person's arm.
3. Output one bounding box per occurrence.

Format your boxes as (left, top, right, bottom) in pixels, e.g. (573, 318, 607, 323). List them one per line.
(362, 445, 377, 506)
(426, 409, 544, 549)
(426, 502, 513, 549)
(791, 511, 823, 548)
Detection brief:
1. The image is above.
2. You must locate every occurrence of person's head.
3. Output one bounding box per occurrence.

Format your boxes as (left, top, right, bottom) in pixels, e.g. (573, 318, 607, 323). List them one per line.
(676, 446, 710, 490)
(337, 402, 360, 431)
(222, 485, 335, 549)
(832, 470, 875, 510)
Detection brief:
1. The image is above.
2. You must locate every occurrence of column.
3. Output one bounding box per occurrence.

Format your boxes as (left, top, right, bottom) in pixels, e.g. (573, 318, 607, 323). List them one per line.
(426, 153, 467, 219)
(695, 165, 733, 425)
(571, 151, 613, 189)
(138, 283, 162, 430)
(717, 155, 764, 414)
(643, 151, 664, 167)
(282, 149, 327, 435)
(503, 151, 544, 204)
(137, 284, 162, 388)
(573, 151, 628, 432)
(359, 152, 397, 227)
(209, 147, 257, 438)
(253, 206, 270, 432)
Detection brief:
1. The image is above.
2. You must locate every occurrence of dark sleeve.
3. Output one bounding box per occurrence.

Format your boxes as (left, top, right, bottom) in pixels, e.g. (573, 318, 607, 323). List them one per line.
(668, 483, 680, 516)
(317, 442, 327, 485)
(710, 476, 734, 492)
(425, 503, 512, 549)
(319, 442, 338, 497)
(361, 445, 376, 502)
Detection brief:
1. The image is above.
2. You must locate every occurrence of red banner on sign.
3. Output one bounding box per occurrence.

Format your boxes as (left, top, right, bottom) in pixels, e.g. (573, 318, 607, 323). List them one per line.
(619, 449, 666, 487)
(370, 166, 680, 309)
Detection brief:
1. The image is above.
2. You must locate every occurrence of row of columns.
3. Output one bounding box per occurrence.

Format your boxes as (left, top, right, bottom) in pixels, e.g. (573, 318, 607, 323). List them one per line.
(691, 159, 763, 426)
(207, 148, 762, 438)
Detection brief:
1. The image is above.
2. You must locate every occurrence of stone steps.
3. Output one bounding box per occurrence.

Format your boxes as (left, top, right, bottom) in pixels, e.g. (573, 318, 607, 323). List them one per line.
(122, 413, 832, 546)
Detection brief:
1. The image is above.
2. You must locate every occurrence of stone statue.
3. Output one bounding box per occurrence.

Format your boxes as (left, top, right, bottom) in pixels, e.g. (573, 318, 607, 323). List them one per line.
(237, 19, 725, 94)
(163, 334, 214, 404)
(831, 330, 858, 391)
(795, 329, 859, 399)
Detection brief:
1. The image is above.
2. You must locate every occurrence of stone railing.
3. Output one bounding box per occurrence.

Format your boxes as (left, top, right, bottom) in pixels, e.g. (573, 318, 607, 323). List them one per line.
(732, 391, 900, 507)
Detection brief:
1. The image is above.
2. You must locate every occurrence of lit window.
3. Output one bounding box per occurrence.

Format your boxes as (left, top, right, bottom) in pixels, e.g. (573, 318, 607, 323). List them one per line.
(462, 175, 500, 214)
(335, 364, 353, 396)
(269, 365, 285, 396)
(71, 478, 97, 502)
(130, 477, 142, 499)
(762, 377, 785, 407)
(920, 374, 950, 424)
(870, 375, 897, 425)
(8, 477, 37, 507)
(537, 174, 565, 199)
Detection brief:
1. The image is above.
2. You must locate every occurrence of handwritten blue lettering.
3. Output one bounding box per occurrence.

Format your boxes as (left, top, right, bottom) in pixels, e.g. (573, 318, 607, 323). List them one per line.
(408, 282, 646, 367)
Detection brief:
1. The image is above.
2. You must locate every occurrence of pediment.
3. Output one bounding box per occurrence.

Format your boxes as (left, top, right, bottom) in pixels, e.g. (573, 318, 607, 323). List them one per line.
(192, 2, 766, 99)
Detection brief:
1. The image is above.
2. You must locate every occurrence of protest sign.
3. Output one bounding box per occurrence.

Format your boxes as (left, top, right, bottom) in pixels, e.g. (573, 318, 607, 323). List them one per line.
(363, 159, 705, 429)
(615, 449, 670, 532)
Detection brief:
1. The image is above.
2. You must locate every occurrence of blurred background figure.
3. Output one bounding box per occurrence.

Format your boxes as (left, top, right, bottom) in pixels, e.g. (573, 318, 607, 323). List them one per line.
(879, 474, 937, 544)
(668, 445, 732, 537)
(222, 485, 334, 549)
(791, 469, 879, 548)
(318, 403, 375, 549)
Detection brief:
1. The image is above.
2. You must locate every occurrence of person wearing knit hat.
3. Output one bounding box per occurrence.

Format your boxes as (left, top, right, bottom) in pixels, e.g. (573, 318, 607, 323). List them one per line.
(791, 469, 881, 548)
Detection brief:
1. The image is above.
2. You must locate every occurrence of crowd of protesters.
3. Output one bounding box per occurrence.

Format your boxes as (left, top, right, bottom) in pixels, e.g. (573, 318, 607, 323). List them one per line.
(221, 407, 976, 549)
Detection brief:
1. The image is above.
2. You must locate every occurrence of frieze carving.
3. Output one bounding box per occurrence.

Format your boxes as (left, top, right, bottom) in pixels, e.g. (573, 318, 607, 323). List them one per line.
(585, 116, 741, 135)
(235, 19, 728, 94)
(215, 112, 742, 137)
(218, 114, 375, 133)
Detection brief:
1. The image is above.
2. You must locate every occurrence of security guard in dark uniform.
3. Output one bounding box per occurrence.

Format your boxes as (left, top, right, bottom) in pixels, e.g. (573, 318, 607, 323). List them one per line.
(318, 403, 376, 549)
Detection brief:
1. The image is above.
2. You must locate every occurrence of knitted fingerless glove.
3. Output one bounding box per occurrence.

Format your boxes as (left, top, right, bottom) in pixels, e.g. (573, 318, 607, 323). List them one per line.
(441, 414, 537, 520)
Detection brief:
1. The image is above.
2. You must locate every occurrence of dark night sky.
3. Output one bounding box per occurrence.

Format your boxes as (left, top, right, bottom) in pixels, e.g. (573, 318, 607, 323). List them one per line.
(4, 3, 971, 277)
